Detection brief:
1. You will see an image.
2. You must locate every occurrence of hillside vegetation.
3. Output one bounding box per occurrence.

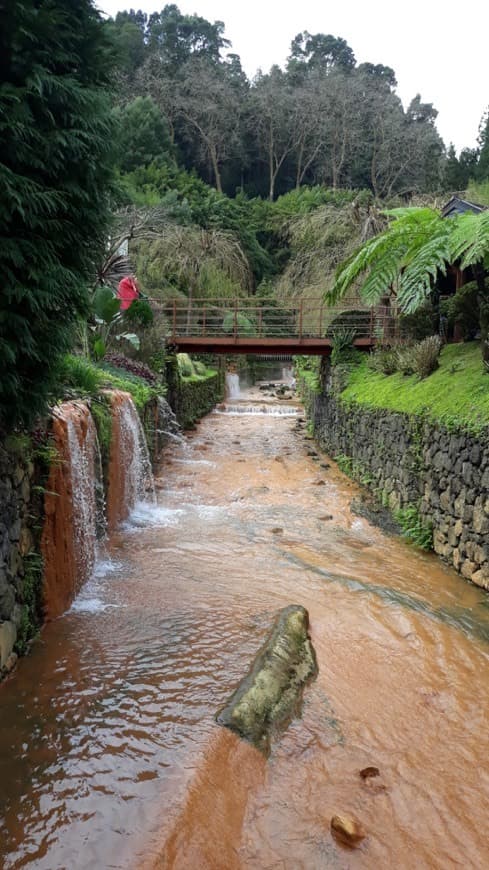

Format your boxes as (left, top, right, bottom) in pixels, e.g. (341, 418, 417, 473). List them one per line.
(341, 343, 489, 432)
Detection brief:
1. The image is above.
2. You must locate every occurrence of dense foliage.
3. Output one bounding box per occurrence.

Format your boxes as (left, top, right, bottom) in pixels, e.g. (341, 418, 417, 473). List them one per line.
(0, 0, 115, 427)
(3, 1, 489, 428)
(330, 206, 489, 360)
(107, 6, 447, 199)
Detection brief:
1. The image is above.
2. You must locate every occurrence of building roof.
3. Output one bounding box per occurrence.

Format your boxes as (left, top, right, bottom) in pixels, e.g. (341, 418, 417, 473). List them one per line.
(441, 196, 487, 219)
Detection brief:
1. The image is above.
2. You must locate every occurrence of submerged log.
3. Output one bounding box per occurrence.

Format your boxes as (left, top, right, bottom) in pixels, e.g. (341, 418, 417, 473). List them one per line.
(216, 605, 318, 755)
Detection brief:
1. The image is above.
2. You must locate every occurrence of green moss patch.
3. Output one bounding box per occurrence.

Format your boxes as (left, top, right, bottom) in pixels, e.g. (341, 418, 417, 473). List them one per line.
(342, 343, 489, 434)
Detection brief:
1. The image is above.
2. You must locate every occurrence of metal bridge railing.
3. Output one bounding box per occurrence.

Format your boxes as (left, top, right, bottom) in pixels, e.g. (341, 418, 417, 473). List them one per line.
(159, 298, 399, 344)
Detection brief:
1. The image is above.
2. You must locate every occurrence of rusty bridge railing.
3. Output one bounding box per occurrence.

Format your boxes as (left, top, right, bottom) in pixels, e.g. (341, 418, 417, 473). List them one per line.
(157, 298, 399, 344)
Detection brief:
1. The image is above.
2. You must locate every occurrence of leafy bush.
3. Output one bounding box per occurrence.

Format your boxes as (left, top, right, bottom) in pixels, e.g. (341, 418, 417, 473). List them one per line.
(123, 298, 155, 327)
(393, 344, 417, 376)
(366, 347, 398, 375)
(177, 352, 196, 377)
(331, 328, 357, 366)
(222, 311, 256, 336)
(441, 282, 480, 340)
(399, 303, 437, 341)
(413, 335, 442, 379)
(104, 352, 158, 384)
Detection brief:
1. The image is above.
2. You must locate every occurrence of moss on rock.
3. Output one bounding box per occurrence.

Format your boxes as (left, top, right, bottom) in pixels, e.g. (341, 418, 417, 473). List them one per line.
(216, 605, 318, 755)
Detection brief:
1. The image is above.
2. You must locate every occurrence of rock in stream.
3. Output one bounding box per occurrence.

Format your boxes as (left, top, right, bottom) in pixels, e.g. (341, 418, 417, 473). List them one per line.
(216, 605, 318, 755)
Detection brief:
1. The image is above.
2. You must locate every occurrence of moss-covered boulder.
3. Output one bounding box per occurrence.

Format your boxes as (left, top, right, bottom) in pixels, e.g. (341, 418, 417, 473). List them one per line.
(216, 605, 318, 755)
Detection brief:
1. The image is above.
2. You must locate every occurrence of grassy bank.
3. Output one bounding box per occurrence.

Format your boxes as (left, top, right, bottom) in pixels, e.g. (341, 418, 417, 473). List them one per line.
(341, 343, 489, 434)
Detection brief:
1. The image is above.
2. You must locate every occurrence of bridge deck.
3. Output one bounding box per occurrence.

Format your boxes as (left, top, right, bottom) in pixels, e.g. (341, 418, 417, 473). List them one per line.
(159, 298, 398, 355)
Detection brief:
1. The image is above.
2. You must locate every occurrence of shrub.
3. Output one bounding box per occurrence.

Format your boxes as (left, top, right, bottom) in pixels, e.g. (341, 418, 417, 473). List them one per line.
(366, 347, 397, 375)
(412, 335, 442, 379)
(123, 299, 154, 327)
(393, 344, 417, 376)
(177, 352, 196, 377)
(104, 352, 158, 384)
(399, 303, 437, 341)
(441, 282, 480, 340)
(331, 328, 357, 366)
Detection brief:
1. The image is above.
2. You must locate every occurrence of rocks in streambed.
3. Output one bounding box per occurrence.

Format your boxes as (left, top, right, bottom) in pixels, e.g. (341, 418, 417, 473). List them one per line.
(330, 814, 367, 848)
(359, 766, 380, 779)
(216, 605, 318, 755)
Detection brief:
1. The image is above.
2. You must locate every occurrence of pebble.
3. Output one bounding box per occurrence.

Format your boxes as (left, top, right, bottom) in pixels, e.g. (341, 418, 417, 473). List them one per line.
(330, 814, 366, 847)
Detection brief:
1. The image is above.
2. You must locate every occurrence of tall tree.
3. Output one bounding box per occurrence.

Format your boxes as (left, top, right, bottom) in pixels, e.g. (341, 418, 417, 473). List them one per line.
(175, 58, 242, 192)
(0, 0, 116, 426)
(114, 96, 173, 172)
(475, 108, 489, 181)
(288, 31, 356, 75)
(251, 68, 302, 200)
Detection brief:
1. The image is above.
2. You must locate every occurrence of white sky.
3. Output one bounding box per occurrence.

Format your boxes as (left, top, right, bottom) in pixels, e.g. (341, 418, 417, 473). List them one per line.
(98, 0, 489, 153)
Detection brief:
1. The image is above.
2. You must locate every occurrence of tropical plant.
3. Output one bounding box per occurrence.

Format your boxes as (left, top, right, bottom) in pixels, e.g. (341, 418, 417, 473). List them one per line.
(90, 286, 140, 360)
(329, 206, 489, 362)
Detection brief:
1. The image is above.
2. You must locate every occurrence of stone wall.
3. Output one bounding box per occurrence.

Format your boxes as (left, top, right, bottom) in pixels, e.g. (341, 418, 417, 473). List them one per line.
(308, 368, 489, 590)
(166, 356, 224, 429)
(0, 438, 42, 678)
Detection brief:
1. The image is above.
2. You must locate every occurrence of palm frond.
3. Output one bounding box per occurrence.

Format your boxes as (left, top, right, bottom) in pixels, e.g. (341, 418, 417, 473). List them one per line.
(449, 211, 489, 269)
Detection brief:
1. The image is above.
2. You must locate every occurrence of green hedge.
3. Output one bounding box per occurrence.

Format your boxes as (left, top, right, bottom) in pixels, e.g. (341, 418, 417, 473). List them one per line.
(174, 372, 223, 428)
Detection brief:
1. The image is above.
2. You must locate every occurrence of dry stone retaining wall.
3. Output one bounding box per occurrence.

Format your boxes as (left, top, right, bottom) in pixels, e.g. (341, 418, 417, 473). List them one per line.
(0, 442, 37, 677)
(306, 372, 489, 590)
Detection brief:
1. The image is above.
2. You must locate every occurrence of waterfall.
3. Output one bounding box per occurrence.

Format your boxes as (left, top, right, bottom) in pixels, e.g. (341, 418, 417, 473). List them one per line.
(41, 402, 103, 619)
(214, 404, 299, 417)
(225, 372, 240, 400)
(156, 396, 185, 447)
(106, 391, 156, 528)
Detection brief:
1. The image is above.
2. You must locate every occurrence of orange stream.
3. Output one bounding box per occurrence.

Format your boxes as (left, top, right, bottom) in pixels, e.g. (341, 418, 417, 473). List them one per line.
(1, 389, 489, 869)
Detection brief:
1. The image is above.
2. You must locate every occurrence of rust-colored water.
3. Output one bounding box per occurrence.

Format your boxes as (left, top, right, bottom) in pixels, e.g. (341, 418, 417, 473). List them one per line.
(2, 387, 489, 869)
(41, 401, 99, 619)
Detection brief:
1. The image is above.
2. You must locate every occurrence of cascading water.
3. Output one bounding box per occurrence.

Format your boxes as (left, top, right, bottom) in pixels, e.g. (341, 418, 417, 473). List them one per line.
(156, 396, 185, 446)
(215, 404, 299, 416)
(41, 401, 103, 619)
(225, 372, 240, 399)
(106, 391, 156, 528)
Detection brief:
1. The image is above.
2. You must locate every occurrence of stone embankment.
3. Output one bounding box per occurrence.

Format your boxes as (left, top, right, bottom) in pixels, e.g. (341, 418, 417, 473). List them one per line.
(0, 441, 39, 677)
(303, 369, 489, 590)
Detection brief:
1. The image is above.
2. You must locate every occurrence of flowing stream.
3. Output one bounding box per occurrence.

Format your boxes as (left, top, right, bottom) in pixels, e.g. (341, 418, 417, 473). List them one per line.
(1, 383, 489, 868)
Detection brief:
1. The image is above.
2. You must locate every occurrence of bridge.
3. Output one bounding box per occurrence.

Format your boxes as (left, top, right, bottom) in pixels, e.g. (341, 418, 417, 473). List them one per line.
(162, 298, 399, 355)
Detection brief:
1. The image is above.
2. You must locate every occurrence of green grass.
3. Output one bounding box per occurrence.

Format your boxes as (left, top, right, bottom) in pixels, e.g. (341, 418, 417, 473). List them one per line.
(341, 343, 489, 434)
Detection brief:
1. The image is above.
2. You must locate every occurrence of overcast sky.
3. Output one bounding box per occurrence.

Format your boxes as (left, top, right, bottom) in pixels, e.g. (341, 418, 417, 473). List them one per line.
(99, 0, 489, 153)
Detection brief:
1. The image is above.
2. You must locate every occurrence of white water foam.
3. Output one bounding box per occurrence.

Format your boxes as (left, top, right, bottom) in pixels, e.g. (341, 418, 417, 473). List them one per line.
(214, 404, 299, 417)
(122, 502, 186, 529)
(69, 558, 126, 614)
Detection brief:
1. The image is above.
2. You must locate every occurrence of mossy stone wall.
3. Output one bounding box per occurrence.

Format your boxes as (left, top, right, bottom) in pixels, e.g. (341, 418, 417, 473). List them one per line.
(309, 368, 489, 590)
(0, 437, 44, 678)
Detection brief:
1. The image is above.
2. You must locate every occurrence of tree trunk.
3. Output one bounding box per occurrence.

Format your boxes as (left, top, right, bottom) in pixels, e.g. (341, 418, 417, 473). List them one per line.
(210, 148, 222, 193)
